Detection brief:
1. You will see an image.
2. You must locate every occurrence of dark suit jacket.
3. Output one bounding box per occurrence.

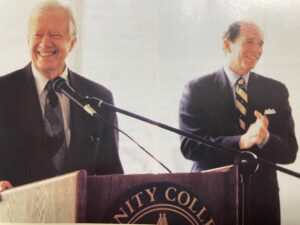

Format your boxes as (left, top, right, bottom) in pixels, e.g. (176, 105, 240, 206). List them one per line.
(0, 63, 123, 186)
(179, 68, 298, 225)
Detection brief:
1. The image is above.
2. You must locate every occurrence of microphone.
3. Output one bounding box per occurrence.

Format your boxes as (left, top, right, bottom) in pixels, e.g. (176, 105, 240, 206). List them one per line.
(52, 77, 97, 117)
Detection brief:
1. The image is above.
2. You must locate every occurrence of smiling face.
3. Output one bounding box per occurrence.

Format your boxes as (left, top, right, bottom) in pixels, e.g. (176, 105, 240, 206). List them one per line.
(28, 7, 76, 79)
(224, 23, 264, 75)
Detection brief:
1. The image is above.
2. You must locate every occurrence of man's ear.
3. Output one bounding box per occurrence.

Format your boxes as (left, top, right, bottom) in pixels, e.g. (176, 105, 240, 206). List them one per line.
(223, 39, 231, 54)
(69, 37, 77, 52)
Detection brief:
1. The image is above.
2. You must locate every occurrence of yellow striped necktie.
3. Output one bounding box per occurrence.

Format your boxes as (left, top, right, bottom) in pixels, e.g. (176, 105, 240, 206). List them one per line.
(235, 77, 248, 131)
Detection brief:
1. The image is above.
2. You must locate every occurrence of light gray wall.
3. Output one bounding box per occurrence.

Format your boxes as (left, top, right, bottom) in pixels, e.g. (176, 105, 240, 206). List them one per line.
(1, 0, 300, 224)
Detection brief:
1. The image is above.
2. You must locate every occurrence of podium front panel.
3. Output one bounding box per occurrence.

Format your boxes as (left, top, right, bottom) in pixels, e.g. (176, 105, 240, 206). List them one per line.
(86, 165, 238, 225)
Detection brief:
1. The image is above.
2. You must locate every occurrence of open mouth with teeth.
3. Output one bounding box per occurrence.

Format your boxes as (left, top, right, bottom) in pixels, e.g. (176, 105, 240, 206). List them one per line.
(247, 54, 259, 60)
(38, 51, 57, 57)
(246, 55, 259, 63)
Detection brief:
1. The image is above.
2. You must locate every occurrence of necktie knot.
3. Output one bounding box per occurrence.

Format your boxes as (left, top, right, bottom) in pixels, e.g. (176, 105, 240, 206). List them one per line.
(237, 77, 246, 87)
(45, 80, 54, 91)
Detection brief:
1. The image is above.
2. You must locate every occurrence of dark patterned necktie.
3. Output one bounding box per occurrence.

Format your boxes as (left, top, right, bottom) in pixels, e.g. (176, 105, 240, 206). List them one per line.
(235, 77, 248, 131)
(44, 81, 66, 173)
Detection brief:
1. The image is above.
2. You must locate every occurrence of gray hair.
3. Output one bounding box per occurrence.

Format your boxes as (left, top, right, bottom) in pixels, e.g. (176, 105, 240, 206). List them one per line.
(28, 0, 77, 38)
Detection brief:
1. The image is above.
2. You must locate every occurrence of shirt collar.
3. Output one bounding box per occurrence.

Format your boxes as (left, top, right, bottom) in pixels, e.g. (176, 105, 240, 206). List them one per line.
(224, 66, 250, 87)
(32, 64, 69, 96)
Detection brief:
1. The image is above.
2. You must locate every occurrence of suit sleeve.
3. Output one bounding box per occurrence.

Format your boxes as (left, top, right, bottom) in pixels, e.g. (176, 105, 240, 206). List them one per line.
(179, 80, 240, 168)
(259, 84, 298, 164)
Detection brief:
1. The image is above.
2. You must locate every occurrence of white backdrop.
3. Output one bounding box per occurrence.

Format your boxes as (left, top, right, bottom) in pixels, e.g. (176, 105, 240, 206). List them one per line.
(1, 0, 300, 224)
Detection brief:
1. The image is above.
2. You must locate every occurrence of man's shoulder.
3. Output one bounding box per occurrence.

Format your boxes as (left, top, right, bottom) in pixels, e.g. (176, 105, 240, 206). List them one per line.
(251, 72, 287, 91)
(0, 65, 31, 92)
(187, 69, 226, 89)
(69, 70, 114, 103)
(69, 71, 110, 91)
(0, 65, 30, 83)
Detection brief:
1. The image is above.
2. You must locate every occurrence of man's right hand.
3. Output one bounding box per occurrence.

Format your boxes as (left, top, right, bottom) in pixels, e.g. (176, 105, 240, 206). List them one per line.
(239, 110, 269, 150)
(0, 180, 13, 192)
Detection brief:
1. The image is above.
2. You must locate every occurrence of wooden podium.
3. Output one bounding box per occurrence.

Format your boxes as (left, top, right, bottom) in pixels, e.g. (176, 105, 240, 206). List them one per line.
(0, 170, 87, 222)
(0, 165, 239, 224)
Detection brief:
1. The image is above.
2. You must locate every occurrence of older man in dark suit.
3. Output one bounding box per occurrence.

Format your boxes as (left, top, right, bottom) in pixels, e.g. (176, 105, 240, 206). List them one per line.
(0, 1, 123, 190)
(179, 21, 298, 225)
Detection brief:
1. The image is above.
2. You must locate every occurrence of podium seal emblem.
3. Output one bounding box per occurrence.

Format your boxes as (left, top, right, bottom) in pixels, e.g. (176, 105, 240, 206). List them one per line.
(108, 182, 216, 225)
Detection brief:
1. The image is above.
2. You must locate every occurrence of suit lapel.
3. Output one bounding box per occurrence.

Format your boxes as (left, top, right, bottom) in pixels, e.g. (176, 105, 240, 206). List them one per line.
(66, 71, 95, 171)
(216, 69, 239, 115)
(247, 72, 263, 124)
(215, 69, 241, 133)
(19, 64, 45, 140)
(11, 64, 55, 175)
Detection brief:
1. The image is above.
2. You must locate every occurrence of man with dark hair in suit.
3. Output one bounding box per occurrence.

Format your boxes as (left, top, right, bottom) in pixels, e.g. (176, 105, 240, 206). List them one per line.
(179, 21, 298, 225)
(0, 0, 123, 191)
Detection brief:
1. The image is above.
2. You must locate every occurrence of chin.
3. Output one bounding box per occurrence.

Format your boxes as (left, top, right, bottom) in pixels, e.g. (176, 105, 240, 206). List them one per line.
(244, 63, 256, 71)
(37, 62, 56, 70)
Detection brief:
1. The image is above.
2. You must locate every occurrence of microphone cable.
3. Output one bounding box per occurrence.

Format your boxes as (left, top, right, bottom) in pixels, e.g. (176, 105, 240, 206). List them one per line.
(87, 96, 173, 174)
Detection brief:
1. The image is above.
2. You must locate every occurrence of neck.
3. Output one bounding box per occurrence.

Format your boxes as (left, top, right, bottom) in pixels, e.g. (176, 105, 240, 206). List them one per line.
(229, 66, 250, 76)
(37, 67, 66, 80)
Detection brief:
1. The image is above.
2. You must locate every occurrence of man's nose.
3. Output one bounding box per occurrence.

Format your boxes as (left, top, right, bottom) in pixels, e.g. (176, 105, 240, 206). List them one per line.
(40, 34, 53, 47)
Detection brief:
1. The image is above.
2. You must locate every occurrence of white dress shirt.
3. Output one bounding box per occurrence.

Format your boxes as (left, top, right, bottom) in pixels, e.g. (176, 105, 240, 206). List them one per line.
(224, 66, 250, 97)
